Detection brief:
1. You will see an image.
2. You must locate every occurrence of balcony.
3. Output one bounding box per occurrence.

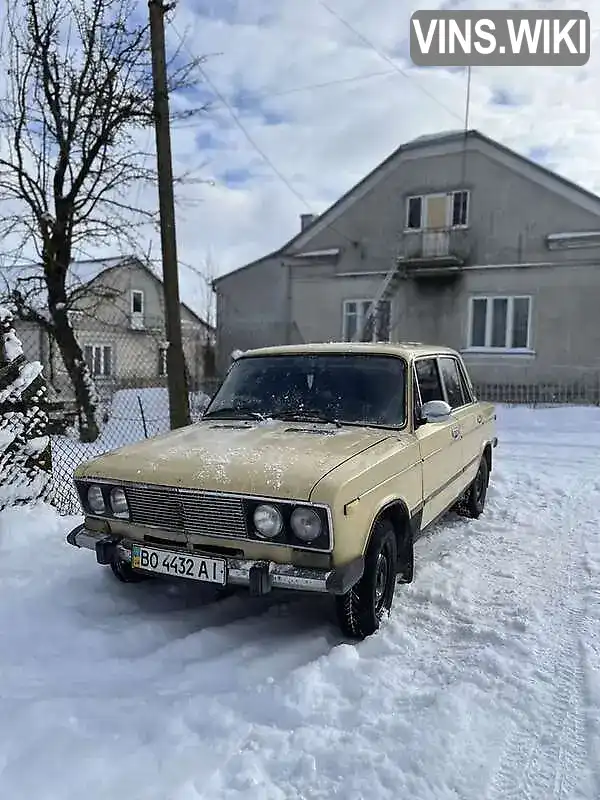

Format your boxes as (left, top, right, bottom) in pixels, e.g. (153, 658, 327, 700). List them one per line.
(129, 311, 145, 331)
(397, 227, 471, 277)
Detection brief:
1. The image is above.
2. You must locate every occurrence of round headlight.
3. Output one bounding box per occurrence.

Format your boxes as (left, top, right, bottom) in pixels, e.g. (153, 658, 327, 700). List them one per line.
(253, 504, 283, 538)
(87, 484, 105, 514)
(290, 506, 322, 542)
(109, 487, 128, 517)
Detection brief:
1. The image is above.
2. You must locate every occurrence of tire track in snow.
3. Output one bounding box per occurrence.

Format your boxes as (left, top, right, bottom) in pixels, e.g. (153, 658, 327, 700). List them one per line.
(483, 460, 597, 800)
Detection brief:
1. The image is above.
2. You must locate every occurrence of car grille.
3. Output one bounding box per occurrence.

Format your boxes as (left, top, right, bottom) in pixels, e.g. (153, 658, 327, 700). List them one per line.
(124, 484, 248, 539)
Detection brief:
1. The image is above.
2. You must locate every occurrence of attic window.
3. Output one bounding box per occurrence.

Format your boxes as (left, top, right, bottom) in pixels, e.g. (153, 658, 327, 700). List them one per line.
(406, 196, 422, 229)
(131, 289, 144, 314)
(451, 190, 469, 226)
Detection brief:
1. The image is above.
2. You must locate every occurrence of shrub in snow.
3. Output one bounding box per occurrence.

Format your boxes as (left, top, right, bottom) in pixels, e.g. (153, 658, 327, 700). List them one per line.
(0, 306, 52, 510)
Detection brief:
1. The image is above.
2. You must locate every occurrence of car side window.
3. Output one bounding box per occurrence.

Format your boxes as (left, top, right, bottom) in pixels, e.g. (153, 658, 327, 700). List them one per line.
(457, 361, 474, 404)
(438, 357, 465, 409)
(414, 358, 444, 404)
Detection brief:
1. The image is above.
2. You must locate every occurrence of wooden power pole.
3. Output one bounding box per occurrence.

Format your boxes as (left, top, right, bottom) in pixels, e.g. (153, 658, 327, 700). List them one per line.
(148, 0, 191, 429)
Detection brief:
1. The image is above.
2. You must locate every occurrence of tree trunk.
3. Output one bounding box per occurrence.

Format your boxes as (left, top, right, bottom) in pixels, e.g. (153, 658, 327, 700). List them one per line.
(43, 225, 100, 443)
(51, 311, 100, 443)
(44, 235, 100, 444)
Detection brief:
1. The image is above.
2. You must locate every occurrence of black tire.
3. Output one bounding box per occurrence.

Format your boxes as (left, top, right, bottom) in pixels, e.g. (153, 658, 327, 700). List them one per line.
(335, 518, 398, 640)
(110, 558, 151, 583)
(461, 457, 489, 519)
(396, 526, 414, 584)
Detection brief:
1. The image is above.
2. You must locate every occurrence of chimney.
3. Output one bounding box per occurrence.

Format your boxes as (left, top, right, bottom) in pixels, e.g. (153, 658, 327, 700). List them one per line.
(300, 213, 316, 231)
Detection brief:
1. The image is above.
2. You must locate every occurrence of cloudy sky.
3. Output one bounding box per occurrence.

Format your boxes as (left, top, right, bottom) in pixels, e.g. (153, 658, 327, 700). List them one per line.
(1, 0, 599, 322)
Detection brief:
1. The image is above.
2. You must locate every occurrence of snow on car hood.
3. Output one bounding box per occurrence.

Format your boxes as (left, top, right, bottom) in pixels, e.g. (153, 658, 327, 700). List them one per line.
(75, 418, 393, 500)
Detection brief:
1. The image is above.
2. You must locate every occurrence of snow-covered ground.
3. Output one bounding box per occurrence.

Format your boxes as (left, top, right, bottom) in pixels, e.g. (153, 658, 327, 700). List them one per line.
(1, 405, 599, 800)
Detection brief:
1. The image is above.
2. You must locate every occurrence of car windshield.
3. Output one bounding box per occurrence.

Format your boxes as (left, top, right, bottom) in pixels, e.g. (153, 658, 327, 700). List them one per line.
(204, 353, 406, 428)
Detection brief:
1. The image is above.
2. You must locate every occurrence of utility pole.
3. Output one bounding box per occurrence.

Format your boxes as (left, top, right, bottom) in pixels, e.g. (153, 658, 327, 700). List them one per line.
(148, 0, 191, 429)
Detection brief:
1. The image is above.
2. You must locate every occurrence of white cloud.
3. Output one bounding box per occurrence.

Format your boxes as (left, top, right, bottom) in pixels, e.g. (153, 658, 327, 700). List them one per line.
(1, 0, 599, 321)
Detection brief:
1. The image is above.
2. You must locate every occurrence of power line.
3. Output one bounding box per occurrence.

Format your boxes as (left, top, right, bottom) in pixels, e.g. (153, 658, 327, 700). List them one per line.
(190, 66, 313, 211)
(165, 9, 470, 257)
(173, 7, 466, 133)
(316, 0, 465, 124)
(171, 68, 397, 129)
(166, 17, 361, 249)
(166, 20, 312, 211)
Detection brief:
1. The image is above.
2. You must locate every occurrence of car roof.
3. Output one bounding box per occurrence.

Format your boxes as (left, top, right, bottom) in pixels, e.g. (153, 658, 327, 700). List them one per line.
(236, 341, 461, 361)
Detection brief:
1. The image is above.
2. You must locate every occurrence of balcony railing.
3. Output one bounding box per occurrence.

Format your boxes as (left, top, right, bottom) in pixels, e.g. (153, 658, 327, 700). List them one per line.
(398, 227, 472, 273)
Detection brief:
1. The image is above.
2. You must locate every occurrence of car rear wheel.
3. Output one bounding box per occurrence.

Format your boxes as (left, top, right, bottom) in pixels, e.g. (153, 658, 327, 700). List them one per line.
(335, 518, 398, 640)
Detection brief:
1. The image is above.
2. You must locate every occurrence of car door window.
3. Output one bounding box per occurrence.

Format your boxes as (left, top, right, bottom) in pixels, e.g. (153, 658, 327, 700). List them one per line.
(438, 357, 466, 409)
(415, 358, 444, 404)
(457, 361, 474, 404)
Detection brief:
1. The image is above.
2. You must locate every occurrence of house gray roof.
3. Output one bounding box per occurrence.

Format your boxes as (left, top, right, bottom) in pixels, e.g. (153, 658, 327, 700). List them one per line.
(0, 255, 213, 329)
(404, 129, 466, 145)
(213, 128, 600, 287)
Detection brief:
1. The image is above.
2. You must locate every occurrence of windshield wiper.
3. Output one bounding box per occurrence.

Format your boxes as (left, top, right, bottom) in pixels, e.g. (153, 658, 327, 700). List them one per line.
(203, 406, 266, 421)
(271, 409, 342, 428)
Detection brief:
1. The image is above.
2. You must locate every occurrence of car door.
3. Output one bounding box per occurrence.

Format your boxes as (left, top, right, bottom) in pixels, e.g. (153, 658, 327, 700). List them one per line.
(413, 356, 465, 529)
(437, 356, 480, 486)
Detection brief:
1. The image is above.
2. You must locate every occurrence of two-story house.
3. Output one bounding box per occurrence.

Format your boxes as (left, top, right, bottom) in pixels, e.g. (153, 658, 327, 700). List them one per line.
(2, 255, 215, 404)
(213, 129, 600, 400)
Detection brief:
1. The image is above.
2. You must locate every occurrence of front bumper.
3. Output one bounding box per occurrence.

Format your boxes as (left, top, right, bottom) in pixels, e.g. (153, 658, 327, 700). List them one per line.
(66, 524, 363, 597)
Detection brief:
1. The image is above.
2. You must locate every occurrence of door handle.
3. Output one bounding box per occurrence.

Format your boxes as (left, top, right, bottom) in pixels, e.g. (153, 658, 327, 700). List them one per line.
(451, 425, 461, 440)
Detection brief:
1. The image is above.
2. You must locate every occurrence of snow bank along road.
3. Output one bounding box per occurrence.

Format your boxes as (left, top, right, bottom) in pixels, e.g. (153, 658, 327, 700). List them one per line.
(1, 405, 599, 800)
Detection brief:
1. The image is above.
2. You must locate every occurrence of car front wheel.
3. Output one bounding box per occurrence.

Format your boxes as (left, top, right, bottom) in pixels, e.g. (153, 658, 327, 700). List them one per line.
(110, 558, 151, 583)
(460, 456, 489, 519)
(335, 518, 398, 640)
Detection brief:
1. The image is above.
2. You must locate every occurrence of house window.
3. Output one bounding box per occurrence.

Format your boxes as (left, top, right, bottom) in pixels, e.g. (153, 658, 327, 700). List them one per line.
(468, 296, 531, 350)
(84, 344, 112, 377)
(405, 190, 469, 231)
(67, 310, 84, 325)
(158, 345, 168, 376)
(406, 196, 422, 229)
(451, 190, 469, 226)
(342, 299, 391, 342)
(131, 289, 144, 315)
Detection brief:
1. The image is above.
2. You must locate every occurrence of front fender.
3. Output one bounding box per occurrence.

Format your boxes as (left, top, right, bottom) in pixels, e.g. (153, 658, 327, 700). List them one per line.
(309, 437, 423, 567)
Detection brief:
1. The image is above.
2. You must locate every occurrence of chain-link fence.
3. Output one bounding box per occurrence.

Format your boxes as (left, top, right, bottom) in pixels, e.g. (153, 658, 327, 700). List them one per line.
(50, 384, 216, 514)
(11, 320, 218, 514)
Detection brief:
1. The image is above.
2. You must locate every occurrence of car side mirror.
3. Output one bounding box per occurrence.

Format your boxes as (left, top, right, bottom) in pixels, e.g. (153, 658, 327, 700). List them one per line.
(420, 400, 452, 424)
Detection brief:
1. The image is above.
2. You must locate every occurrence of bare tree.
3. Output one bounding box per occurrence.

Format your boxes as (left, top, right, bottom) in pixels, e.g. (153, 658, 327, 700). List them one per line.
(177, 253, 217, 379)
(0, 0, 205, 441)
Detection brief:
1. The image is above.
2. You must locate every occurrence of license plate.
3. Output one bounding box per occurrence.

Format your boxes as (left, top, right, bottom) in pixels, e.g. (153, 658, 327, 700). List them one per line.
(131, 544, 226, 585)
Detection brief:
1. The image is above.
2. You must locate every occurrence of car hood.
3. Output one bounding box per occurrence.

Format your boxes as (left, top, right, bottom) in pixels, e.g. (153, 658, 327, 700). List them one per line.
(75, 419, 393, 501)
